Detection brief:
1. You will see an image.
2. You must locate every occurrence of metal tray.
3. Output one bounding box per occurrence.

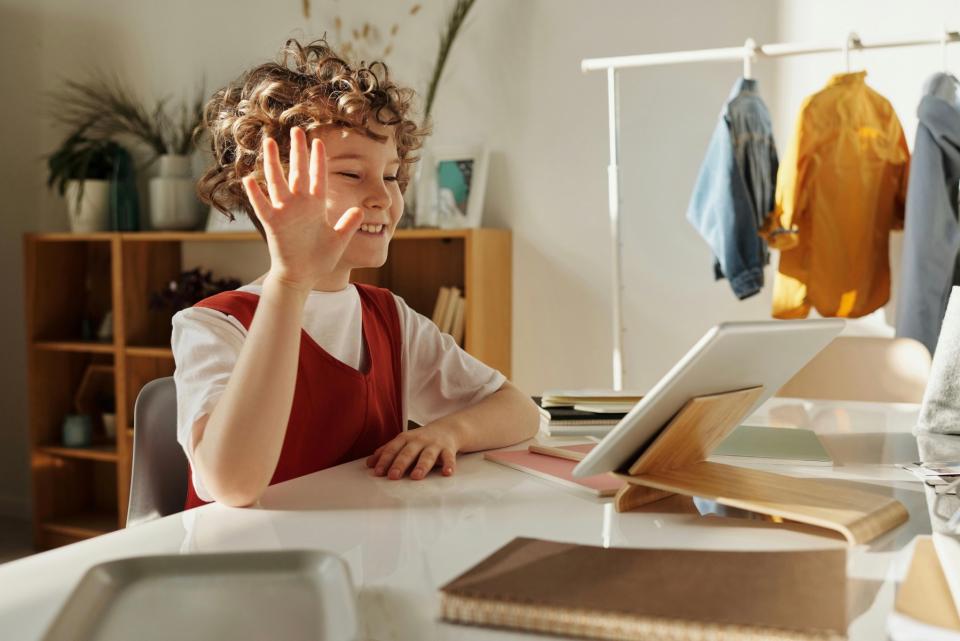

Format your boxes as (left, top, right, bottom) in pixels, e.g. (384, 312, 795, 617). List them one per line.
(42, 550, 358, 641)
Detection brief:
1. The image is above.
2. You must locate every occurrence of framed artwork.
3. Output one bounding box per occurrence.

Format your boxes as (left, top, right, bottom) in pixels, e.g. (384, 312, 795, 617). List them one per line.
(415, 146, 489, 229)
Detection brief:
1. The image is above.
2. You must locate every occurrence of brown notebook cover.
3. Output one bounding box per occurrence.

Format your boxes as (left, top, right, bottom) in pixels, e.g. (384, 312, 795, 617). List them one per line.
(440, 537, 847, 641)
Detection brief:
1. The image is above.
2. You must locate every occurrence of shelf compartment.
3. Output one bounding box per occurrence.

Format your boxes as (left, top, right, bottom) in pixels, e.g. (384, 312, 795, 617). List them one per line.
(37, 445, 118, 463)
(33, 340, 116, 354)
(28, 350, 115, 448)
(32, 455, 118, 548)
(124, 353, 176, 421)
(125, 346, 174, 359)
(25, 238, 114, 343)
(354, 237, 467, 318)
(120, 241, 182, 347)
(40, 512, 117, 541)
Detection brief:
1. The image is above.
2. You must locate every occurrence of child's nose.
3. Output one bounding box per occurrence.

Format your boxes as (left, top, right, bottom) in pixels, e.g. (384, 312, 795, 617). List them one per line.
(363, 181, 392, 211)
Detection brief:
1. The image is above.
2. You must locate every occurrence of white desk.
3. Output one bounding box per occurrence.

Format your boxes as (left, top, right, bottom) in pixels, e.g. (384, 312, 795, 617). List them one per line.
(0, 398, 946, 640)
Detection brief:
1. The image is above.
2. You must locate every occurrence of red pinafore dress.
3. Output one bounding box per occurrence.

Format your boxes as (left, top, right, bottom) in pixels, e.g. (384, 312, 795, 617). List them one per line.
(184, 283, 404, 509)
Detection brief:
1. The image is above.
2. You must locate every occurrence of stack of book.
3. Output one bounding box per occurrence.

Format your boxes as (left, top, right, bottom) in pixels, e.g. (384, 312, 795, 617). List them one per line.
(536, 389, 644, 437)
(431, 286, 466, 346)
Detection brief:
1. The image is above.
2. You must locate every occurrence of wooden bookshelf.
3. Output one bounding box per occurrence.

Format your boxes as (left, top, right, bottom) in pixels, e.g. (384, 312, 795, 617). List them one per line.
(23, 228, 511, 549)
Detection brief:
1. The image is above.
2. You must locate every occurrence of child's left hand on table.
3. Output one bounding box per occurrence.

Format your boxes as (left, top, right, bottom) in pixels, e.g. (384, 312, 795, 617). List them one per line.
(366, 423, 461, 480)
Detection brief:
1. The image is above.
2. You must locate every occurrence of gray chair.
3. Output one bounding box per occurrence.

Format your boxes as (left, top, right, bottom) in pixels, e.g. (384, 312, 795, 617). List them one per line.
(126, 377, 187, 527)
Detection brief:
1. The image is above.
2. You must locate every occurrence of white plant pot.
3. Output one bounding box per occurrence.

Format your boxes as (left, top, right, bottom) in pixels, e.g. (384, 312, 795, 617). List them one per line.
(65, 179, 111, 233)
(157, 154, 191, 178)
(149, 154, 198, 230)
(149, 177, 200, 230)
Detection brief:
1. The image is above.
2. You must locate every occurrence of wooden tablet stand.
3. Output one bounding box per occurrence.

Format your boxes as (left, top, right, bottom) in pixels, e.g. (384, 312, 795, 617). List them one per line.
(613, 386, 908, 545)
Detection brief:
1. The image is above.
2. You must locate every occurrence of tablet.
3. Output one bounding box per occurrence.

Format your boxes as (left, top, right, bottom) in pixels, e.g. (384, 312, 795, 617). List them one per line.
(572, 319, 844, 478)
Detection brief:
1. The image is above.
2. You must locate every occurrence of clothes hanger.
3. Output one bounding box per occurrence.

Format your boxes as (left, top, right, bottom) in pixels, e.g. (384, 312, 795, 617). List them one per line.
(842, 31, 862, 73)
(942, 28, 950, 73)
(742, 37, 757, 80)
(934, 29, 960, 106)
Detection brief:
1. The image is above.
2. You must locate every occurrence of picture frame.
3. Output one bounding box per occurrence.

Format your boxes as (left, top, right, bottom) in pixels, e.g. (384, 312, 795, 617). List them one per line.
(415, 146, 489, 229)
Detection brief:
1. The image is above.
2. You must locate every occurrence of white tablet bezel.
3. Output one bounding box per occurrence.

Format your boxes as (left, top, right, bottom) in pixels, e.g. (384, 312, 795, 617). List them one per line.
(572, 319, 845, 478)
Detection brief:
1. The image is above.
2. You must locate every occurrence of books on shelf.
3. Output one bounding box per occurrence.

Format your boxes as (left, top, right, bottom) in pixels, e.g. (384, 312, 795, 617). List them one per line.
(450, 296, 465, 345)
(431, 286, 466, 346)
(431, 287, 451, 326)
(440, 286, 461, 335)
(441, 537, 847, 641)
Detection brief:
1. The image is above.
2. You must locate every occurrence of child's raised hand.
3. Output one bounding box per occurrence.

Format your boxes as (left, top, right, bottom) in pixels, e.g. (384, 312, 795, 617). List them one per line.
(365, 423, 460, 480)
(242, 126, 363, 291)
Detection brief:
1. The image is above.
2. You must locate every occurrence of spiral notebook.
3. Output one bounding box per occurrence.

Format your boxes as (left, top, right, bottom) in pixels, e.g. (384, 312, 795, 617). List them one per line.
(441, 537, 848, 641)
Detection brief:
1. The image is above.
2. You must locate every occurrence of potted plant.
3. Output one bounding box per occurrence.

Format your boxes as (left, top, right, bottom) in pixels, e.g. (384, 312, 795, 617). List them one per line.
(46, 123, 124, 233)
(147, 99, 206, 231)
(52, 74, 204, 230)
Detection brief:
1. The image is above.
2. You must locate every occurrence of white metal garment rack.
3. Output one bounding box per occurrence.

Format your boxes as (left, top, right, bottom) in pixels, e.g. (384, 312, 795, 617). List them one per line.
(581, 30, 960, 391)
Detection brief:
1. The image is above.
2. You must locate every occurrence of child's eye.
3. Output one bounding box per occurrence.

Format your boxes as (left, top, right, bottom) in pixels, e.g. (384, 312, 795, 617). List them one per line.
(385, 175, 399, 182)
(337, 172, 360, 179)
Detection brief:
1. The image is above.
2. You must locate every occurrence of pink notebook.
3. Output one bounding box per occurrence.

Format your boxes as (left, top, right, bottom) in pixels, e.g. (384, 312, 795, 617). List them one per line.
(484, 448, 623, 497)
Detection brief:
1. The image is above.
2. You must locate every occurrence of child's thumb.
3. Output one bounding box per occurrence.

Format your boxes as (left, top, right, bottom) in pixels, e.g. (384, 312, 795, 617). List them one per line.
(333, 207, 363, 235)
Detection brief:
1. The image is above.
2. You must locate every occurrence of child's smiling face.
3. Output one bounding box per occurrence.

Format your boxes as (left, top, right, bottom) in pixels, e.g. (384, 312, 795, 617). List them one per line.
(315, 121, 404, 273)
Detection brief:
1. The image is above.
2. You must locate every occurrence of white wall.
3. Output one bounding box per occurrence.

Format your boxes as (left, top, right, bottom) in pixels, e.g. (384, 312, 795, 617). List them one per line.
(513, 0, 778, 394)
(0, 0, 781, 519)
(4, 0, 945, 520)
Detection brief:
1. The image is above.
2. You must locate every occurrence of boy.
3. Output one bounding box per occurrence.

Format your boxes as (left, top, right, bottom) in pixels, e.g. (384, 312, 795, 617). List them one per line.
(175, 38, 539, 508)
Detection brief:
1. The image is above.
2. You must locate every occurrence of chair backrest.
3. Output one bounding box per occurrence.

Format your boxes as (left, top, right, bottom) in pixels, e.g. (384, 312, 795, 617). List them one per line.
(127, 377, 187, 527)
(776, 336, 932, 403)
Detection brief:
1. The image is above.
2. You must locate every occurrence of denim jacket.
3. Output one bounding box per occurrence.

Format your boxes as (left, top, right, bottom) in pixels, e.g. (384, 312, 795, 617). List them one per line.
(687, 77, 778, 299)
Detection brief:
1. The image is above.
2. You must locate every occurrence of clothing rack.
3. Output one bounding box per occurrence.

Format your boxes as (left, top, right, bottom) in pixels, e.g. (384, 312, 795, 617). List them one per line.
(581, 30, 960, 391)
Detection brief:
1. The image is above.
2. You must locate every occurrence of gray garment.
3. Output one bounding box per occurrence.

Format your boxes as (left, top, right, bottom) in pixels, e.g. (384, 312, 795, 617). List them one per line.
(896, 73, 960, 355)
(917, 286, 960, 436)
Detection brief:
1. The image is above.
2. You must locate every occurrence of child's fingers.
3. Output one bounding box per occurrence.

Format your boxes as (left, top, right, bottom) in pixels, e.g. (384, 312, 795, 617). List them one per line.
(410, 446, 441, 480)
(373, 438, 406, 476)
(333, 207, 364, 237)
(440, 449, 456, 476)
(262, 137, 290, 205)
(288, 127, 309, 194)
(365, 446, 384, 467)
(242, 176, 273, 224)
(309, 137, 326, 197)
(387, 442, 424, 480)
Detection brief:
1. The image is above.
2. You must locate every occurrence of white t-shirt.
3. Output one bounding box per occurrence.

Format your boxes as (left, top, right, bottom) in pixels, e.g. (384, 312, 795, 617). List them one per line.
(171, 283, 506, 501)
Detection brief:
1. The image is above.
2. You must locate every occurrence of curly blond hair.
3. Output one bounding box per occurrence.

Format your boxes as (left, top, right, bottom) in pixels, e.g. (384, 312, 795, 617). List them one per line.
(196, 38, 428, 236)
